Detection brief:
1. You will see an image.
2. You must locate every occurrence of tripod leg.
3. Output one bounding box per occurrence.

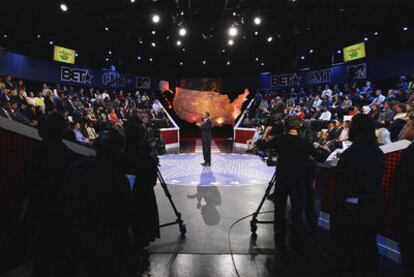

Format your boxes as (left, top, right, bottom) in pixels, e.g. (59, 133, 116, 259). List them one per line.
(250, 172, 276, 234)
(157, 169, 186, 236)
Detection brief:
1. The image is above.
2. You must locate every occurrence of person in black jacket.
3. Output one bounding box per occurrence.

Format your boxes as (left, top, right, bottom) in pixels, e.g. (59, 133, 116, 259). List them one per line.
(330, 114, 385, 276)
(24, 113, 79, 276)
(120, 123, 160, 257)
(62, 129, 134, 276)
(270, 116, 328, 252)
(395, 117, 414, 276)
(198, 112, 212, 166)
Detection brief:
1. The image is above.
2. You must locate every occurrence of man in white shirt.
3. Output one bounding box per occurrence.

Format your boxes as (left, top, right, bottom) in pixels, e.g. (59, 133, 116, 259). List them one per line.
(319, 107, 332, 121)
(312, 95, 322, 109)
(247, 125, 262, 150)
(370, 89, 386, 107)
(152, 100, 163, 113)
(321, 85, 333, 99)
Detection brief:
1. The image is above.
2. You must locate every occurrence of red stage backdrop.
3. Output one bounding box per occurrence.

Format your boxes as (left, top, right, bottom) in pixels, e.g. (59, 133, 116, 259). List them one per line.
(173, 87, 249, 127)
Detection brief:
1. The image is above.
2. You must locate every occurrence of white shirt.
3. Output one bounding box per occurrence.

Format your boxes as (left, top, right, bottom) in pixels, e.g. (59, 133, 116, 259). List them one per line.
(312, 98, 322, 108)
(152, 101, 162, 113)
(319, 111, 332, 121)
(370, 95, 385, 106)
(338, 128, 349, 142)
(321, 89, 333, 99)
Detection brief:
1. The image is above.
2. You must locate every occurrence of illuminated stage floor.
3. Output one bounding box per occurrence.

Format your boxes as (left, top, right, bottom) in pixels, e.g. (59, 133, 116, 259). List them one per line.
(159, 153, 275, 186)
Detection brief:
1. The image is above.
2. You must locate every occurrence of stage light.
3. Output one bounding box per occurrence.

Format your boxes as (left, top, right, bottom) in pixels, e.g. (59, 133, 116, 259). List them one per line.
(202, 60, 206, 65)
(254, 31, 258, 36)
(60, 3, 68, 12)
(179, 61, 183, 66)
(337, 50, 341, 54)
(233, 12, 237, 16)
(374, 31, 379, 36)
(36, 34, 41, 39)
(226, 61, 231, 65)
(182, 48, 186, 51)
(105, 58, 109, 61)
(267, 36, 273, 42)
(364, 37, 369, 41)
(309, 49, 314, 54)
(301, 56, 305, 60)
(3, 34, 8, 38)
(105, 26, 110, 31)
(222, 49, 226, 53)
(403, 26, 408, 31)
(138, 40, 143, 44)
(108, 50, 112, 55)
(75, 53, 78, 57)
(260, 62, 264, 66)
(149, 57, 153, 62)
(228, 26, 238, 37)
(137, 56, 142, 60)
(152, 14, 160, 24)
(176, 40, 182, 46)
(151, 42, 156, 47)
(228, 39, 234, 46)
(130, 0, 135, 2)
(179, 27, 187, 37)
(49, 41, 53, 45)
(255, 57, 259, 61)
(152, 30, 156, 35)
(254, 17, 262, 25)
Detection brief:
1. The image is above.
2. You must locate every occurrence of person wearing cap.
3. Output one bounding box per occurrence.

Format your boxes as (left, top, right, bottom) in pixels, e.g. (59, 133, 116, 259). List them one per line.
(330, 114, 385, 276)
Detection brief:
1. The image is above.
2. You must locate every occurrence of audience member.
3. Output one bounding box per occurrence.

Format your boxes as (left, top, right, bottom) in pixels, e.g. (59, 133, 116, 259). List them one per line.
(62, 129, 134, 276)
(395, 116, 414, 276)
(330, 114, 385, 276)
(23, 113, 79, 276)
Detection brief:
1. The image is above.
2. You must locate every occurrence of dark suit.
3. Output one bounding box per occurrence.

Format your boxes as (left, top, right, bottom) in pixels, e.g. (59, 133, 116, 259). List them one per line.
(24, 141, 79, 276)
(201, 118, 212, 164)
(330, 141, 385, 276)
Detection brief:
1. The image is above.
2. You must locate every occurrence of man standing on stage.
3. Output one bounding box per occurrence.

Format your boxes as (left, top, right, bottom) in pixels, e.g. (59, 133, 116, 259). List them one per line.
(198, 112, 212, 166)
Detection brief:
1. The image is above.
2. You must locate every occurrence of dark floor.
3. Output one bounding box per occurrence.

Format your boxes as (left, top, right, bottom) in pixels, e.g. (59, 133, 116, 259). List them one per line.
(3, 184, 405, 277)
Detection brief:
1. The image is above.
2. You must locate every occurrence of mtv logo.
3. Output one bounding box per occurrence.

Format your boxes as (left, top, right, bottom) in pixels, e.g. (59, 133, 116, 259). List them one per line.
(347, 63, 367, 80)
(136, 76, 151, 89)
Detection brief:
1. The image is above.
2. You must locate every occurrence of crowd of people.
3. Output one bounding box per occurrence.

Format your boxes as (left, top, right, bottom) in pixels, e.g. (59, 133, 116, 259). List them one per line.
(22, 112, 160, 276)
(244, 77, 414, 152)
(0, 75, 172, 150)
(242, 77, 414, 276)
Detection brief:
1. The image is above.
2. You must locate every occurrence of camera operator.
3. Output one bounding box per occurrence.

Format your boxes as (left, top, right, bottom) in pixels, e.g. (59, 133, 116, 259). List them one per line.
(120, 122, 160, 263)
(267, 116, 329, 253)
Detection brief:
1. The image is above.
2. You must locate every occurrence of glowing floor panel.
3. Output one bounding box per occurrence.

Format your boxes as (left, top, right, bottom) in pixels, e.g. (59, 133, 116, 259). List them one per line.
(159, 153, 274, 186)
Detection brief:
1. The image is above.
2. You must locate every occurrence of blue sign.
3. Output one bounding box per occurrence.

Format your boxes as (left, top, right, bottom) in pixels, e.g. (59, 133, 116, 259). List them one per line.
(0, 49, 151, 90)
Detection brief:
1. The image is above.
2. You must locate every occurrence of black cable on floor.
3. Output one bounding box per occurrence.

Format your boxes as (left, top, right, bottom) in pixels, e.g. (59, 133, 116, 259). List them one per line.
(227, 210, 275, 277)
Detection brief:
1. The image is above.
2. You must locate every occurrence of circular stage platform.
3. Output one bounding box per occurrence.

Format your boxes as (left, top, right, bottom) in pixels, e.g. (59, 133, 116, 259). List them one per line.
(159, 153, 275, 186)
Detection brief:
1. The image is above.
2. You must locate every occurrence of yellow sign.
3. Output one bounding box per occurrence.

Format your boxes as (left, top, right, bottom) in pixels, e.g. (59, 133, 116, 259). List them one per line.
(53, 45, 76, 64)
(343, 42, 366, 62)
